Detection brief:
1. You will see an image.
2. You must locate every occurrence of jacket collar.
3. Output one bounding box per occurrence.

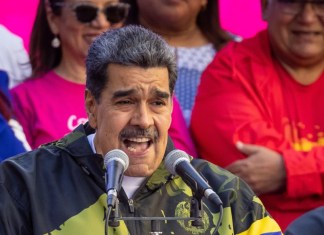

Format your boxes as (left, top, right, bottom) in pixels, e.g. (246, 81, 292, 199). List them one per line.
(49, 122, 98, 158)
(48, 122, 177, 192)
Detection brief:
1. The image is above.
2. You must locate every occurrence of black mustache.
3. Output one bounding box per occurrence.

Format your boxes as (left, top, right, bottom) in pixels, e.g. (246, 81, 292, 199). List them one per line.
(120, 127, 159, 142)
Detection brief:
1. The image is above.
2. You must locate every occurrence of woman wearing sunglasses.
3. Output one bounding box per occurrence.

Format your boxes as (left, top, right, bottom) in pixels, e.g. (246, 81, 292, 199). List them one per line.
(9, 0, 129, 149)
(10, 0, 197, 158)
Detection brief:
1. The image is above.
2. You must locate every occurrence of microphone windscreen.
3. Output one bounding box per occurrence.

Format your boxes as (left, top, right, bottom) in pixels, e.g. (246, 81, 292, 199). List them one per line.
(164, 149, 190, 175)
(104, 149, 129, 171)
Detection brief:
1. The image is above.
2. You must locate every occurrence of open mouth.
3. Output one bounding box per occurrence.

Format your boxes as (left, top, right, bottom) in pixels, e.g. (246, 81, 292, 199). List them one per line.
(123, 137, 153, 153)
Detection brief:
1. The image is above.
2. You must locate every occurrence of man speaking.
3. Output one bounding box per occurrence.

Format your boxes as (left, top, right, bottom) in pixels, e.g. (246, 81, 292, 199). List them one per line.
(0, 25, 282, 235)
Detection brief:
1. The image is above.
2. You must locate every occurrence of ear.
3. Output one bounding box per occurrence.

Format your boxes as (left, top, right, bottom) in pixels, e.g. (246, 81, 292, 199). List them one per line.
(46, 3, 60, 35)
(261, 0, 270, 21)
(169, 95, 174, 128)
(85, 89, 98, 129)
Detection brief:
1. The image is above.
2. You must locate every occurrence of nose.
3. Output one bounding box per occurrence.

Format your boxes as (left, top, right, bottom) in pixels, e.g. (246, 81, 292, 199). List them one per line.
(130, 103, 154, 129)
(297, 3, 319, 23)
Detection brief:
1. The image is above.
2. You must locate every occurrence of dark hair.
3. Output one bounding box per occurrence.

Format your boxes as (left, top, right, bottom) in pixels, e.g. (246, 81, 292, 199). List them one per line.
(29, 0, 63, 78)
(123, 0, 233, 50)
(86, 25, 177, 102)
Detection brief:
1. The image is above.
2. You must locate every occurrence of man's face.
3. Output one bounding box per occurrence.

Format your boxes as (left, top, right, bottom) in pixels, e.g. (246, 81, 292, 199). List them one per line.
(262, 0, 324, 66)
(86, 64, 173, 177)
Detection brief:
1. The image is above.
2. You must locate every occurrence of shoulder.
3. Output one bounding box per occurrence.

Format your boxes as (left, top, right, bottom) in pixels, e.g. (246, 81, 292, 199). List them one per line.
(10, 72, 54, 96)
(202, 30, 275, 86)
(0, 146, 65, 211)
(286, 207, 324, 235)
(1, 145, 59, 168)
(190, 158, 240, 189)
(189, 158, 280, 233)
(215, 30, 270, 63)
(190, 158, 260, 203)
(0, 124, 93, 174)
(13, 72, 52, 87)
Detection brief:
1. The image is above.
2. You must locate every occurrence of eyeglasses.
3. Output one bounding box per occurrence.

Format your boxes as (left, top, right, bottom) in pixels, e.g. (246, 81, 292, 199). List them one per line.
(277, 0, 324, 17)
(53, 2, 130, 24)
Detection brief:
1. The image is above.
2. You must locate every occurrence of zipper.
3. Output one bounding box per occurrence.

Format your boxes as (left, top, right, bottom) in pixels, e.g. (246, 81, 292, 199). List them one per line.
(128, 199, 135, 213)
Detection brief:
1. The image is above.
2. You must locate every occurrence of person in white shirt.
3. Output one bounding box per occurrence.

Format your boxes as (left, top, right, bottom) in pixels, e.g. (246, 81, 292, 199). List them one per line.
(0, 25, 31, 88)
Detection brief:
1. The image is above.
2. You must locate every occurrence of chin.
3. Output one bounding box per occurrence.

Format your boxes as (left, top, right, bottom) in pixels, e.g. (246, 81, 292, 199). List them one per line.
(125, 167, 153, 177)
(126, 172, 151, 177)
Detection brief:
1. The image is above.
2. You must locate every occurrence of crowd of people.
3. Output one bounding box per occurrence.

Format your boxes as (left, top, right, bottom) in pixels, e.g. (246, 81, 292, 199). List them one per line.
(1, 0, 324, 234)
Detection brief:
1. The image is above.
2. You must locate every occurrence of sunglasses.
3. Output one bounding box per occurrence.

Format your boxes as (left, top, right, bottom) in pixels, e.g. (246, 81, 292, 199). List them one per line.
(53, 2, 130, 24)
(277, 0, 324, 17)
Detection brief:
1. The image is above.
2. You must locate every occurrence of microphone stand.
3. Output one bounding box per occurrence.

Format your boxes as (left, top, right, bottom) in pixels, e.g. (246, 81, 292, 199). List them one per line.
(190, 196, 204, 227)
(108, 199, 120, 228)
(105, 199, 120, 235)
(150, 220, 162, 235)
(106, 195, 205, 234)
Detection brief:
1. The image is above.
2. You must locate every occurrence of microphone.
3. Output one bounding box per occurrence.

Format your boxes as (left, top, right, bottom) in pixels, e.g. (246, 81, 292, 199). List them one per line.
(164, 150, 222, 207)
(104, 149, 129, 208)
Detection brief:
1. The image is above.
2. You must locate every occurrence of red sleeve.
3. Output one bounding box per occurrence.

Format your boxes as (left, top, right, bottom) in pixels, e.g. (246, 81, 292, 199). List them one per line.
(283, 148, 324, 197)
(169, 96, 198, 157)
(191, 41, 324, 198)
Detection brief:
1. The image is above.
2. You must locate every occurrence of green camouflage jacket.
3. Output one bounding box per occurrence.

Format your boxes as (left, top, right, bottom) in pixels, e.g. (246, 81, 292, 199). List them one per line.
(0, 123, 282, 235)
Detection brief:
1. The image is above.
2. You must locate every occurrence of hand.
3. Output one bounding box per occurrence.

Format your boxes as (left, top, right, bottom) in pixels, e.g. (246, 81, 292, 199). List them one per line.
(226, 141, 286, 195)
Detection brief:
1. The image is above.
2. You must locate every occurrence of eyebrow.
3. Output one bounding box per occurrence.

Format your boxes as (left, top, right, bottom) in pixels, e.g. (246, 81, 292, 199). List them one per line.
(154, 89, 170, 99)
(113, 89, 135, 99)
(112, 88, 170, 99)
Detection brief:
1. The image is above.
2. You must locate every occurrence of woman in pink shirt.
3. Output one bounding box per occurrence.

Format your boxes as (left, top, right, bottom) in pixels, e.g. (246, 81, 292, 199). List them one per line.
(10, 0, 196, 156)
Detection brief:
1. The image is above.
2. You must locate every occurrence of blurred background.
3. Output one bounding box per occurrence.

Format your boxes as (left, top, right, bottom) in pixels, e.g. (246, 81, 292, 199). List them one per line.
(0, 0, 267, 50)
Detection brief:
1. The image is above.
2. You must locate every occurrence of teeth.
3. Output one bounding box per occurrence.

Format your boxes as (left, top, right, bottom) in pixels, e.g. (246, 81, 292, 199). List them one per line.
(128, 137, 150, 143)
(127, 146, 137, 152)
